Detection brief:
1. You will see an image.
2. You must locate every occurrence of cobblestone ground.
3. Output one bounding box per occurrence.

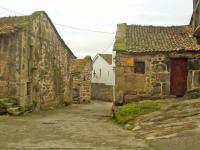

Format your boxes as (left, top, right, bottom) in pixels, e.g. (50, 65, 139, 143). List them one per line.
(0, 101, 149, 150)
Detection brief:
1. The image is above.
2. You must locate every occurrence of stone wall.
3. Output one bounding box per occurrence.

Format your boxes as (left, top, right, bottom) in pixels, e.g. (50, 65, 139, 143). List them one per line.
(0, 12, 75, 112)
(80, 59, 92, 103)
(188, 57, 200, 90)
(149, 55, 170, 96)
(71, 57, 92, 104)
(115, 52, 151, 104)
(191, 0, 200, 31)
(0, 33, 20, 99)
(115, 51, 200, 104)
(91, 83, 113, 102)
(71, 73, 81, 103)
(25, 12, 75, 110)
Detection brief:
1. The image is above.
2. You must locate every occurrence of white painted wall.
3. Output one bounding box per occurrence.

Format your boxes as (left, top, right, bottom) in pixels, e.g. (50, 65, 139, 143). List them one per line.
(92, 55, 115, 85)
(112, 51, 116, 101)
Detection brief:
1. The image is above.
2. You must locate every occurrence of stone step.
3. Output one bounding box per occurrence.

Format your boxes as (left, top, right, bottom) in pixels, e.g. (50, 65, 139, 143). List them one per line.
(7, 107, 24, 116)
(0, 98, 18, 106)
(184, 88, 200, 99)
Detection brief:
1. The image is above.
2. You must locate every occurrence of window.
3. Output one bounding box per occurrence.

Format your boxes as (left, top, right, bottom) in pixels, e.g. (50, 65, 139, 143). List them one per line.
(99, 69, 102, 77)
(135, 61, 145, 74)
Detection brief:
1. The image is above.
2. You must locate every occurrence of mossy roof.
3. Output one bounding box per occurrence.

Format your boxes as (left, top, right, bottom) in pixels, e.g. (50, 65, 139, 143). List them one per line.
(114, 23, 200, 53)
(0, 15, 32, 34)
(0, 11, 76, 58)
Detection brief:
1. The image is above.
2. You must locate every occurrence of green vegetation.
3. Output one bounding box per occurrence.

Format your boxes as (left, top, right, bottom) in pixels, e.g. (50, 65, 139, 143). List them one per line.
(113, 101, 161, 124)
(16, 11, 43, 29)
(114, 23, 128, 51)
(74, 61, 87, 73)
(73, 57, 91, 73)
(16, 19, 31, 29)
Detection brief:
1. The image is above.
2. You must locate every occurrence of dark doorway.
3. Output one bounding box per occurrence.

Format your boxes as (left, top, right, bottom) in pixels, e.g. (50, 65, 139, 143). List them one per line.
(170, 58, 188, 97)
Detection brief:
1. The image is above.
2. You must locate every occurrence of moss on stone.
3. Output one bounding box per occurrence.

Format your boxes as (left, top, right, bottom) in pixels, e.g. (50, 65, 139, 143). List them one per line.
(16, 18, 31, 29)
(73, 56, 91, 73)
(31, 11, 44, 17)
(114, 23, 128, 51)
(74, 61, 87, 73)
(118, 23, 128, 30)
(15, 12, 43, 30)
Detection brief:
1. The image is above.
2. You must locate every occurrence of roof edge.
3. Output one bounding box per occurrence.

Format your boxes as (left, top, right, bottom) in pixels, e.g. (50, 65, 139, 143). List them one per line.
(31, 11, 76, 58)
(113, 23, 128, 51)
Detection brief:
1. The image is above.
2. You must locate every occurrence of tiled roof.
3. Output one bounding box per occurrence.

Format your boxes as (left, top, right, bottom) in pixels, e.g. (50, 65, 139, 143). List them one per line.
(0, 11, 76, 58)
(0, 16, 31, 34)
(114, 23, 200, 53)
(99, 54, 112, 65)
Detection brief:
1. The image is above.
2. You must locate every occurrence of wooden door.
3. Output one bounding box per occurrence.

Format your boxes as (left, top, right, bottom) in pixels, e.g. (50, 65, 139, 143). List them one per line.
(170, 58, 188, 97)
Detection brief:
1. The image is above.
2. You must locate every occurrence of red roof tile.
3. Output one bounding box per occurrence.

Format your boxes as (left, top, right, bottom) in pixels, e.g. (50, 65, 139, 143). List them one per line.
(114, 24, 200, 53)
(0, 16, 30, 34)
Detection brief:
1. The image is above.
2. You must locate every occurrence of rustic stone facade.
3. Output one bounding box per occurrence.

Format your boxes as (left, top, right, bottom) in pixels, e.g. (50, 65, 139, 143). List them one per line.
(0, 11, 76, 113)
(191, 0, 200, 32)
(71, 57, 92, 103)
(115, 52, 200, 104)
(91, 83, 113, 102)
(113, 21, 200, 105)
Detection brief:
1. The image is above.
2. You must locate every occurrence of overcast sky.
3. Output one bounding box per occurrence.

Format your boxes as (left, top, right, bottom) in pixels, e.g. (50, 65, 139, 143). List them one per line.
(0, 0, 193, 58)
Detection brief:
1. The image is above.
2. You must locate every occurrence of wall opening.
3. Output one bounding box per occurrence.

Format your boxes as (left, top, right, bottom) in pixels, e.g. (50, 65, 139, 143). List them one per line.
(27, 82, 31, 97)
(135, 61, 145, 74)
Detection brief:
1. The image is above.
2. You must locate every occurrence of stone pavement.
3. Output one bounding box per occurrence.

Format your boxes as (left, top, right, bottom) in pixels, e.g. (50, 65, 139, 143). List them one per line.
(0, 101, 149, 150)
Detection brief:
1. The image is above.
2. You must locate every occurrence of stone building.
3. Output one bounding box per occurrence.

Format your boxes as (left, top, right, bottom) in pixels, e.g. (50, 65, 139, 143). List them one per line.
(71, 56, 92, 103)
(191, 0, 200, 45)
(191, 0, 200, 32)
(113, 23, 200, 104)
(0, 11, 76, 114)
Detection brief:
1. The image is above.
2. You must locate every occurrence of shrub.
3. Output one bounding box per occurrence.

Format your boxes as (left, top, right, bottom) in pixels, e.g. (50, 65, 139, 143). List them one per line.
(114, 101, 161, 124)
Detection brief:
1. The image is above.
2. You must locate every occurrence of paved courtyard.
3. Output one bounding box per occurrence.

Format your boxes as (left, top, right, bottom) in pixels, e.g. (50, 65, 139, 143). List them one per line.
(0, 101, 149, 150)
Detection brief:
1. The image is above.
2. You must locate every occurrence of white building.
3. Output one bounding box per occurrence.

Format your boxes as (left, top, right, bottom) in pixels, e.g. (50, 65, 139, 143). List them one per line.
(92, 54, 115, 86)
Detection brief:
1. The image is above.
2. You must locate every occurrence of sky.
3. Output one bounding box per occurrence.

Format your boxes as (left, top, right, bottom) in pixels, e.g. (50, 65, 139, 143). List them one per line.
(0, 0, 193, 58)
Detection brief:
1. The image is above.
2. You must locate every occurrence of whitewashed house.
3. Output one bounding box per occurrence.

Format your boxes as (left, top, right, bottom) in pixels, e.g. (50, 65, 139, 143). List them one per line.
(92, 54, 115, 86)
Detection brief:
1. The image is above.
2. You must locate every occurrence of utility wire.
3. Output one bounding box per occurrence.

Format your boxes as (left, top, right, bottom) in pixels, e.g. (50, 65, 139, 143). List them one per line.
(0, 6, 116, 56)
(0, 6, 25, 15)
(101, 38, 115, 53)
(55, 23, 114, 34)
(0, 6, 115, 35)
(0, 6, 74, 55)
(0, 7, 69, 48)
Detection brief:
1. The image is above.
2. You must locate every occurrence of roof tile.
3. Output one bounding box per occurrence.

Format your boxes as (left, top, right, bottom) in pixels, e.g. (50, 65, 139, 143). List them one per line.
(114, 24, 200, 53)
(0, 16, 31, 34)
(99, 54, 112, 64)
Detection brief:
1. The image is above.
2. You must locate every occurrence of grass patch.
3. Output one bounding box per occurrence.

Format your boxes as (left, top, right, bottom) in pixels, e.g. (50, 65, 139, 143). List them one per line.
(113, 101, 161, 124)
